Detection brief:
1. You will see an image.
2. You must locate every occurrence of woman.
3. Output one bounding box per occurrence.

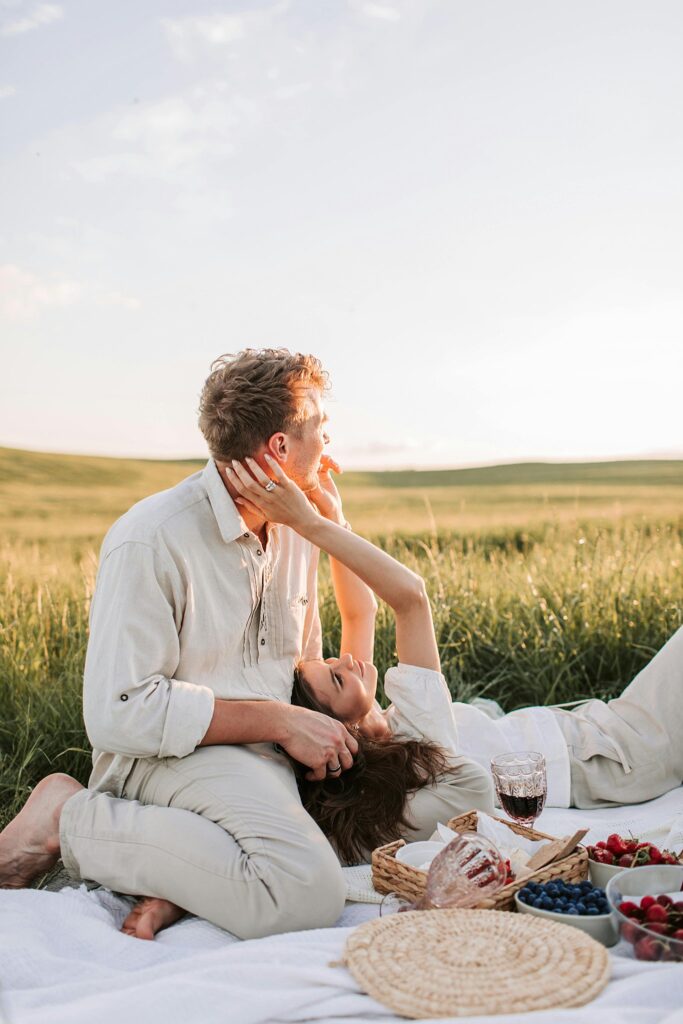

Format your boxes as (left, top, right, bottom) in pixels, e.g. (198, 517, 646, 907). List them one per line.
(125, 455, 682, 936)
(228, 456, 683, 849)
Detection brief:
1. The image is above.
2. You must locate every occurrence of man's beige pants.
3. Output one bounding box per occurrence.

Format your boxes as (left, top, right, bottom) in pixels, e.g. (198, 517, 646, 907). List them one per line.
(59, 742, 493, 939)
(553, 625, 683, 808)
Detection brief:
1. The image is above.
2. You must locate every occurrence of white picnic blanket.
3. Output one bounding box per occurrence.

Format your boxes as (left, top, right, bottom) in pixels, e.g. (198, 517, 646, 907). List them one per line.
(1, 787, 683, 1024)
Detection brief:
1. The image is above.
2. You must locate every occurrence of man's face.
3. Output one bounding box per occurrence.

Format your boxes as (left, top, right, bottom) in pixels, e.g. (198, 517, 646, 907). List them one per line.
(282, 387, 330, 491)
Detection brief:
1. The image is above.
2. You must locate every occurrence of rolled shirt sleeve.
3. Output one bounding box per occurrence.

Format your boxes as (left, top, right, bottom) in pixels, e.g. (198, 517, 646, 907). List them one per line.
(83, 541, 215, 759)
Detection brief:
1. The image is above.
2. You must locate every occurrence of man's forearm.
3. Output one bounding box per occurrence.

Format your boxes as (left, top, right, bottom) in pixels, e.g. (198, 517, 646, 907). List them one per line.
(197, 698, 290, 747)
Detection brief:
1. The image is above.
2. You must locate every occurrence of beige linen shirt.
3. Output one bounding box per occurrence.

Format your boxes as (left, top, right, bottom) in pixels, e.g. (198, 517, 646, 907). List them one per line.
(83, 459, 323, 797)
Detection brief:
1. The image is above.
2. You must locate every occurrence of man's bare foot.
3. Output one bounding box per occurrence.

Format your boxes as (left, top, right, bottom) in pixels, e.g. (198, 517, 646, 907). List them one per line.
(0, 773, 84, 888)
(121, 897, 187, 940)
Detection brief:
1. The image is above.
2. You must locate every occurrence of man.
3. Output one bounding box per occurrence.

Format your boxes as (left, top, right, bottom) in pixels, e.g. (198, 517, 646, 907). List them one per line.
(0, 349, 358, 939)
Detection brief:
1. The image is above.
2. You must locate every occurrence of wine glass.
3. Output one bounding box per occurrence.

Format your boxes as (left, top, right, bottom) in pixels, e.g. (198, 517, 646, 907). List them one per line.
(419, 832, 508, 909)
(380, 832, 508, 914)
(378, 892, 413, 916)
(490, 751, 547, 828)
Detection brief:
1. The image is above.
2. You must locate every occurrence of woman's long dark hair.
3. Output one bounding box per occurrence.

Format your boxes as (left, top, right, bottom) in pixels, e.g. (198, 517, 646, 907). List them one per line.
(291, 666, 450, 864)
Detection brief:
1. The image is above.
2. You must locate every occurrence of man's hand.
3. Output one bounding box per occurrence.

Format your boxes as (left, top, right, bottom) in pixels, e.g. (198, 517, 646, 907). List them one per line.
(307, 455, 345, 525)
(275, 704, 358, 782)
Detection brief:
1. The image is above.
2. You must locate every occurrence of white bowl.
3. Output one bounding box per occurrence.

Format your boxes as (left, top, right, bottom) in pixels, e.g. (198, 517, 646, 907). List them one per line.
(395, 841, 444, 871)
(514, 891, 619, 947)
(588, 858, 632, 889)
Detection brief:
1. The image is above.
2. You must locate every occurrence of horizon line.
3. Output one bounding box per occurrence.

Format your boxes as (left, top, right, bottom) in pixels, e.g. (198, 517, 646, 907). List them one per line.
(2, 442, 683, 474)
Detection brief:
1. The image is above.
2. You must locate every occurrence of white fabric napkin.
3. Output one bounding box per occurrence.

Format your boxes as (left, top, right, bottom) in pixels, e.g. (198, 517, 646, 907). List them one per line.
(342, 864, 384, 904)
(637, 814, 683, 855)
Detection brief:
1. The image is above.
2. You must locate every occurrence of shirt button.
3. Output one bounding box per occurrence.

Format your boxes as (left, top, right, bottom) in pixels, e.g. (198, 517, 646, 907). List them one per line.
(243, 532, 249, 539)
(120, 694, 129, 701)
(260, 638, 266, 646)
(256, 549, 262, 556)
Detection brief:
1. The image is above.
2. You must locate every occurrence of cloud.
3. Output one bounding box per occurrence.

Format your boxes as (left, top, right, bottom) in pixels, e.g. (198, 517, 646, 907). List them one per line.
(340, 438, 422, 456)
(0, 264, 81, 318)
(67, 6, 350, 218)
(161, 2, 289, 62)
(1, 2, 62, 36)
(72, 87, 243, 191)
(98, 289, 141, 312)
(0, 264, 140, 320)
(347, 0, 402, 21)
(0, 84, 16, 99)
(162, 13, 247, 56)
(273, 81, 312, 100)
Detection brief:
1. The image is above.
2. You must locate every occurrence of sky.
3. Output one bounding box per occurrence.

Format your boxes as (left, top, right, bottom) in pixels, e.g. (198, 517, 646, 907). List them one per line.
(1, 0, 682, 469)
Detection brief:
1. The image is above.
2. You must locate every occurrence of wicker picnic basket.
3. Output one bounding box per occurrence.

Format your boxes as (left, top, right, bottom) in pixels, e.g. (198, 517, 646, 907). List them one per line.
(371, 809, 589, 911)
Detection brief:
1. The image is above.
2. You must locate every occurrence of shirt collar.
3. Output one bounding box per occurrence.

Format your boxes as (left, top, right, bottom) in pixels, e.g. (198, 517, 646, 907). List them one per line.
(202, 459, 248, 543)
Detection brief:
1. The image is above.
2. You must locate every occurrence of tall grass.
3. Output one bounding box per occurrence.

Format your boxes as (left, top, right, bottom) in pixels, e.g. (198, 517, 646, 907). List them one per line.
(320, 521, 682, 707)
(2, 520, 680, 832)
(0, 555, 94, 831)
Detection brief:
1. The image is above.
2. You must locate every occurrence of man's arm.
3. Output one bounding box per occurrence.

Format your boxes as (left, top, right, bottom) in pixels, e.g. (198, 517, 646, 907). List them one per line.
(198, 698, 358, 781)
(329, 538, 378, 663)
(84, 539, 357, 777)
(83, 540, 215, 759)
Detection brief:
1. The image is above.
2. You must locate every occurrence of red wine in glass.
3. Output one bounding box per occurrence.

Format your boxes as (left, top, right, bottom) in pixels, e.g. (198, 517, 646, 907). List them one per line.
(497, 790, 546, 824)
(491, 751, 547, 827)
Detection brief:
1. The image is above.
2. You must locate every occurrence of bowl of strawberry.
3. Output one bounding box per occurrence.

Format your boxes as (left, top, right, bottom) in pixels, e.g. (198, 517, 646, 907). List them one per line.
(606, 865, 683, 962)
(587, 833, 681, 889)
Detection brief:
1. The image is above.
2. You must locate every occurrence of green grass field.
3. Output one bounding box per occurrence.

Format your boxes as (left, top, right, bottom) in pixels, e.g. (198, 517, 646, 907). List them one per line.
(1, 446, 682, 839)
(3, 445, 683, 547)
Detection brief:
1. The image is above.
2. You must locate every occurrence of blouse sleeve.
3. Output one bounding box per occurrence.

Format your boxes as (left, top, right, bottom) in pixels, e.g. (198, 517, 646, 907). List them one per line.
(383, 662, 458, 754)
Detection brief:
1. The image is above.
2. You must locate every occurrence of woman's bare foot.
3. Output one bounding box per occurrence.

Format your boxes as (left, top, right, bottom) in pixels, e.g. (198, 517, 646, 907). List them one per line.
(121, 897, 187, 940)
(0, 773, 84, 888)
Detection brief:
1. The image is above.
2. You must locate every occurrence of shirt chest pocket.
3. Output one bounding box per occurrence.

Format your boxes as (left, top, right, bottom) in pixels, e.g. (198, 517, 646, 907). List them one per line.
(281, 592, 309, 647)
(288, 592, 309, 617)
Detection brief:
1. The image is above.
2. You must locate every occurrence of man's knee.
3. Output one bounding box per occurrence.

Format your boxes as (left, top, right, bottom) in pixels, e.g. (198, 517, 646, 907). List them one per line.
(284, 841, 346, 931)
(235, 839, 346, 940)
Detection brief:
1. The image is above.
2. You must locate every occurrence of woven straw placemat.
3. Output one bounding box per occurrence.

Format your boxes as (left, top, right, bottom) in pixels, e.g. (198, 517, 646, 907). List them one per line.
(342, 908, 610, 1019)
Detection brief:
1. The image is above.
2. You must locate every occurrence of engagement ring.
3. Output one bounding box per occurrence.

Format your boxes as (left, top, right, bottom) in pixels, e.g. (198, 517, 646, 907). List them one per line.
(328, 763, 342, 774)
(264, 480, 277, 492)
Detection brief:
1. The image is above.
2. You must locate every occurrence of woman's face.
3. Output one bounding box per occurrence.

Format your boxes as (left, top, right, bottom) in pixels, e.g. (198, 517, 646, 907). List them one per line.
(298, 653, 378, 724)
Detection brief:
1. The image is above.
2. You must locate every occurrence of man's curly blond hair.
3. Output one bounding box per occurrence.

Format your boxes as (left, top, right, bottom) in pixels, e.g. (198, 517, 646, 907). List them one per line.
(198, 348, 329, 462)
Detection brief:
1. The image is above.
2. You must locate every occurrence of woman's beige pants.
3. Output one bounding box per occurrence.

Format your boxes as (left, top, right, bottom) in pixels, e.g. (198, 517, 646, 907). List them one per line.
(553, 626, 683, 808)
(59, 742, 493, 939)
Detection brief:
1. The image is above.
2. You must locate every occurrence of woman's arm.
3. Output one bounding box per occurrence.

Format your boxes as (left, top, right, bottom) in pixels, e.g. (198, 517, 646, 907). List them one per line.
(226, 457, 441, 672)
(308, 456, 378, 662)
(307, 516, 441, 672)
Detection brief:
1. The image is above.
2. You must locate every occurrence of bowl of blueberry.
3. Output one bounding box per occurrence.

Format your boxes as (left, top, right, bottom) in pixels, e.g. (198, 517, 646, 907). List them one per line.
(606, 864, 683, 962)
(515, 879, 619, 946)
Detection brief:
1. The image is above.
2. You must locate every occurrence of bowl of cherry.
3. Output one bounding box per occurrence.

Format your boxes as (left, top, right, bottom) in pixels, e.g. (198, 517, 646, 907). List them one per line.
(606, 864, 683, 962)
(587, 833, 681, 889)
